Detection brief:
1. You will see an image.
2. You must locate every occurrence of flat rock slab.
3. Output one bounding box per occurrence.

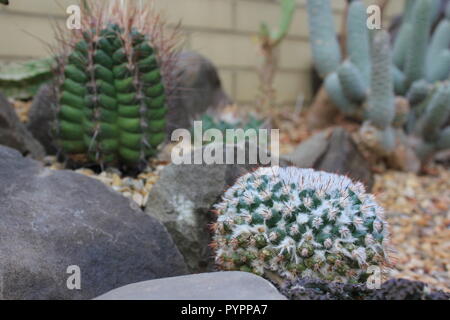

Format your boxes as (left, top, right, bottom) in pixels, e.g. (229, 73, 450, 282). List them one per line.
(0, 146, 187, 300)
(95, 271, 287, 300)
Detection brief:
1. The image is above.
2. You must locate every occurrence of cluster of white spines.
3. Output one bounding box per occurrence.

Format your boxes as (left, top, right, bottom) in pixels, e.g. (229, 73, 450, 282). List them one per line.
(212, 166, 391, 284)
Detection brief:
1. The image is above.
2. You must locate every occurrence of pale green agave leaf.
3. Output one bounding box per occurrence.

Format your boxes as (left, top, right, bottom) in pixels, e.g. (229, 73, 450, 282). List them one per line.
(0, 58, 54, 99)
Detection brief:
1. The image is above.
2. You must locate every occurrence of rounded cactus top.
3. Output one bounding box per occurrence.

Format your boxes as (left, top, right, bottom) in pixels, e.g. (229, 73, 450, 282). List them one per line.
(212, 166, 392, 284)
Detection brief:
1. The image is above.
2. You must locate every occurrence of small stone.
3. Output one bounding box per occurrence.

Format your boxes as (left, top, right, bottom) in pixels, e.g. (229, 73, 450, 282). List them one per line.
(133, 193, 144, 207)
(122, 191, 132, 198)
(76, 168, 95, 176)
(112, 174, 122, 187)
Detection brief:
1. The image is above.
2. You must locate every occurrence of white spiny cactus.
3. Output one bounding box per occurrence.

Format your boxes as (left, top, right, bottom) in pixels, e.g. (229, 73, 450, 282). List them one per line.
(211, 167, 392, 284)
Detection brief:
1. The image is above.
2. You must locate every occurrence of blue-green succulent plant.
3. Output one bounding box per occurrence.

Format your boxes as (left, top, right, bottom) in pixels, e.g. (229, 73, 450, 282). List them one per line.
(307, 0, 450, 169)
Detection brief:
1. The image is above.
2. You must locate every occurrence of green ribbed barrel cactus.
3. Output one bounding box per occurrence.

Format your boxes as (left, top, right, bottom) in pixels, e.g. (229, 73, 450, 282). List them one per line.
(306, 0, 450, 170)
(212, 167, 392, 285)
(55, 1, 178, 168)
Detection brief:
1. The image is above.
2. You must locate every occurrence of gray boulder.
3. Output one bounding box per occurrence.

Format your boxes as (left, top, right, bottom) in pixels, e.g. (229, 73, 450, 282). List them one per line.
(26, 84, 58, 154)
(0, 146, 187, 300)
(167, 51, 231, 134)
(0, 92, 45, 159)
(144, 143, 277, 272)
(96, 271, 287, 300)
(282, 127, 374, 190)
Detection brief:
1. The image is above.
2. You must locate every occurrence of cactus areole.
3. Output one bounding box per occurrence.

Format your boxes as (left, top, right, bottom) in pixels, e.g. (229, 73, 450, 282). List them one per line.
(212, 167, 391, 285)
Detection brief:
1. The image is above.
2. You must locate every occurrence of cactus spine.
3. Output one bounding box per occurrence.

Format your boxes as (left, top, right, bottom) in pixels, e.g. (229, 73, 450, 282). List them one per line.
(55, 1, 179, 168)
(212, 167, 391, 285)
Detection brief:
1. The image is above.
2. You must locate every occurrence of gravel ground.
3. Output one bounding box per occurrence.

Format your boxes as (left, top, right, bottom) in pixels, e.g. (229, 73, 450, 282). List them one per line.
(45, 157, 165, 208)
(373, 166, 450, 292)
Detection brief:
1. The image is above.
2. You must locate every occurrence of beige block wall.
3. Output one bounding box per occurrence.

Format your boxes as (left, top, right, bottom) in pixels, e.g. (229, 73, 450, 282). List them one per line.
(0, 0, 405, 106)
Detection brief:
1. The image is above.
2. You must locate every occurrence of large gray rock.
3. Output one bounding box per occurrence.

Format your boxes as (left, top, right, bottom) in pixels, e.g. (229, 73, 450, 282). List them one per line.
(282, 127, 374, 190)
(27, 84, 58, 154)
(167, 51, 231, 134)
(0, 92, 45, 159)
(96, 272, 287, 300)
(145, 144, 277, 272)
(0, 146, 187, 300)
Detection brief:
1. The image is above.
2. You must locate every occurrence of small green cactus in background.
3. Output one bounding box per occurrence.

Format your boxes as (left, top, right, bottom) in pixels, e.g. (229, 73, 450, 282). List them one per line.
(257, 0, 296, 111)
(0, 0, 9, 5)
(212, 167, 391, 285)
(54, 1, 180, 168)
(193, 113, 266, 145)
(259, 0, 296, 48)
(306, 0, 450, 170)
(199, 114, 265, 134)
